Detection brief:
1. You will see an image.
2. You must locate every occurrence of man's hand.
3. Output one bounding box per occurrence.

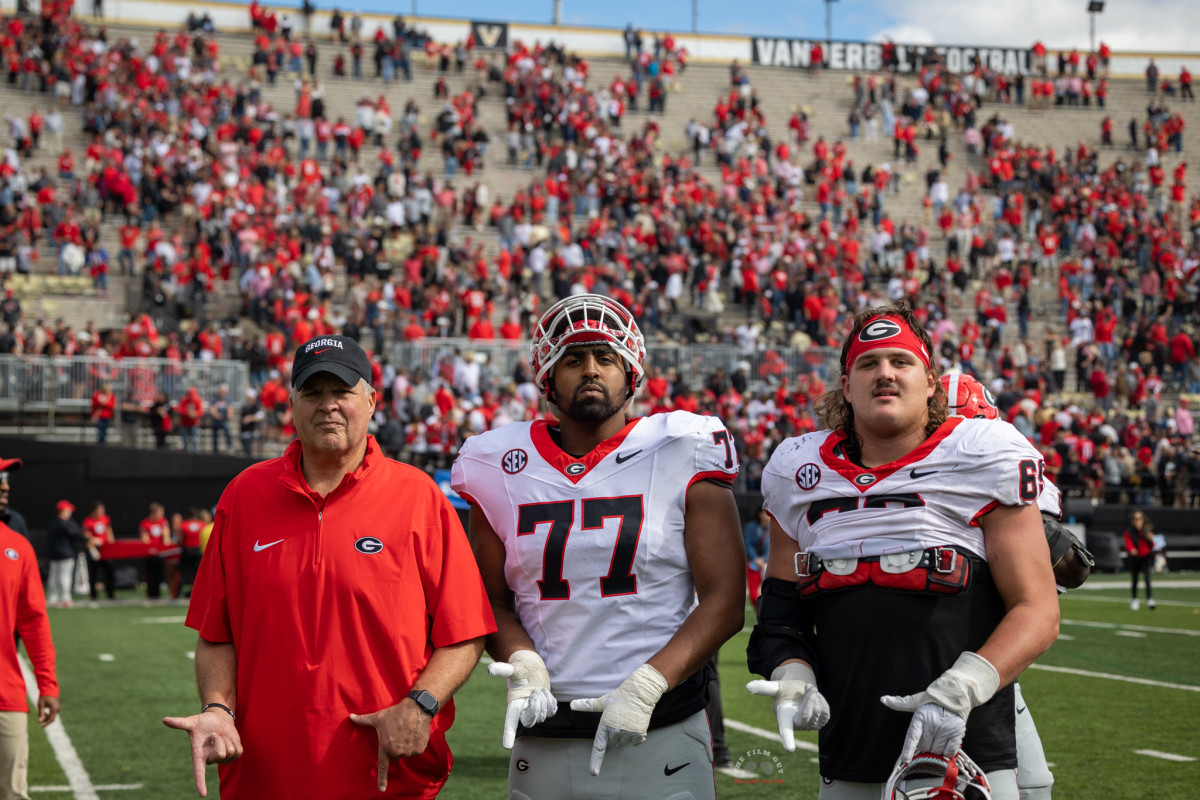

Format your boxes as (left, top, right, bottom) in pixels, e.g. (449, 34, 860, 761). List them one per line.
(880, 651, 1000, 761)
(36, 695, 60, 727)
(879, 700, 965, 761)
(162, 709, 243, 798)
(569, 664, 668, 776)
(486, 649, 557, 749)
(349, 699, 432, 792)
(746, 662, 830, 752)
(1043, 513, 1094, 589)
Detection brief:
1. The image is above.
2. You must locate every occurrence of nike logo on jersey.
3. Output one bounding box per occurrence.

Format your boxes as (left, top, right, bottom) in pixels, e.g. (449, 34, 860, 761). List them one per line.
(253, 539, 285, 552)
(664, 762, 690, 776)
(615, 450, 642, 465)
(910, 468, 940, 479)
(1016, 705, 1028, 715)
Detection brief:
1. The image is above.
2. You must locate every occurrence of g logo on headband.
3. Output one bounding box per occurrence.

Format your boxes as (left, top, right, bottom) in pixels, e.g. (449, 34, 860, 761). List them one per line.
(858, 319, 903, 342)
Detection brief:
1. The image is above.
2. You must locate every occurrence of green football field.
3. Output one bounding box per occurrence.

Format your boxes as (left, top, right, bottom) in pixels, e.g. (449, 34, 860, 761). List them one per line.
(23, 575, 1200, 799)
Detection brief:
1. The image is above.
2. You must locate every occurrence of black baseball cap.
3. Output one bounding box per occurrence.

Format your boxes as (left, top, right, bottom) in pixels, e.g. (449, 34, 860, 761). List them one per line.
(291, 335, 372, 389)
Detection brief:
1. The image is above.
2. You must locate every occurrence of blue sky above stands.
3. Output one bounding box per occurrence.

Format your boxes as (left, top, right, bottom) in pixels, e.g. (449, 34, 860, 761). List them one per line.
(275, 0, 1195, 51)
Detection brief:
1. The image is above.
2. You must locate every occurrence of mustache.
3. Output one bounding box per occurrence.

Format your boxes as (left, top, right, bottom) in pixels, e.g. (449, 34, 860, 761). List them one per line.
(575, 381, 610, 398)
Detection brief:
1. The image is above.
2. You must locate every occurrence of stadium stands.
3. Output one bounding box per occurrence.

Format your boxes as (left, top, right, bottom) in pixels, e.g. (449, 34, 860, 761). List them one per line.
(2, 3, 1200, 535)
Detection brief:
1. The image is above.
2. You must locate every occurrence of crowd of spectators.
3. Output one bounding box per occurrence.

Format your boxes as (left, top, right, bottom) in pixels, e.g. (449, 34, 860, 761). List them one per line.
(826, 48, 1200, 508)
(1, 5, 1199, 508)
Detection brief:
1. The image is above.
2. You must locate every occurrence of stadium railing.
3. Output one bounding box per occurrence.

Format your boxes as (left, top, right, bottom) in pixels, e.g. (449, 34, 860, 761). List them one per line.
(391, 340, 844, 388)
(0, 355, 251, 424)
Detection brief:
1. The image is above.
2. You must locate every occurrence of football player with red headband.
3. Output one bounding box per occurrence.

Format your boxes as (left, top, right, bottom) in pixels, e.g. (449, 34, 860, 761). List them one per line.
(747, 303, 1060, 800)
(453, 294, 746, 798)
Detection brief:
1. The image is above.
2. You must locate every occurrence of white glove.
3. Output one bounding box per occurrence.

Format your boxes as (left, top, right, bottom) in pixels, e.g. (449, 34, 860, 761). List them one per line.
(569, 664, 668, 776)
(880, 651, 1000, 760)
(746, 662, 830, 752)
(487, 650, 558, 749)
(889, 703, 966, 760)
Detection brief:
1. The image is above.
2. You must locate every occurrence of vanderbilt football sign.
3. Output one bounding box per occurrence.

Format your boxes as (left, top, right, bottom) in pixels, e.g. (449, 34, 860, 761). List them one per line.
(750, 37, 1033, 76)
(471, 20, 508, 50)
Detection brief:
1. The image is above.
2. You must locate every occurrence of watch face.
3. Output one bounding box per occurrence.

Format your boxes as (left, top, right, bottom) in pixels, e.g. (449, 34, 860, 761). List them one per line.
(410, 690, 438, 715)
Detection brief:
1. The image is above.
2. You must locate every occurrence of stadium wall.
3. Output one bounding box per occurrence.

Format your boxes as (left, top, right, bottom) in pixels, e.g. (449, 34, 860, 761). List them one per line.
(2, 0, 1196, 77)
(1, 434, 765, 560)
(3, 433, 1194, 577)
(0, 436, 250, 542)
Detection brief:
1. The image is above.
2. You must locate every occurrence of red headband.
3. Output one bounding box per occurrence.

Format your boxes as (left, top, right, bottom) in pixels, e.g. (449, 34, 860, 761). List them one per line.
(846, 315, 931, 371)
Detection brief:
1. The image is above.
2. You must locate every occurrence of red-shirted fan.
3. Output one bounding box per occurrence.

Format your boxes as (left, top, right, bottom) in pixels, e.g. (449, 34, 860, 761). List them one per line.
(941, 373, 999, 420)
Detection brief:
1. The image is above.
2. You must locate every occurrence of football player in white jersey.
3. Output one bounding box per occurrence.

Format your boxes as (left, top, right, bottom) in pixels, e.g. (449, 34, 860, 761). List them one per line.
(746, 303, 1060, 800)
(452, 294, 746, 800)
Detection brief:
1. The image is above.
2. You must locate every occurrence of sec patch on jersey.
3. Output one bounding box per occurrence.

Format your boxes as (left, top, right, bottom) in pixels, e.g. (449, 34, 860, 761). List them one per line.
(795, 463, 821, 490)
(502, 449, 528, 474)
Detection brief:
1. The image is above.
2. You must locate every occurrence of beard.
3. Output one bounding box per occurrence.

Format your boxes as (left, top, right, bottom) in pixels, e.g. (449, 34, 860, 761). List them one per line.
(560, 382, 626, 423)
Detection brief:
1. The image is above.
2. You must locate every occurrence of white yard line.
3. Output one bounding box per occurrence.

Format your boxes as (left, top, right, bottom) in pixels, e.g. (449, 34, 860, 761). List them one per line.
(1065, 595, 1196, 609)
(716, 765, 760, 779)
(30, 784, 143, 793)
(19, 654, 100, 800)
(138, 616, 187, 624)
(724, 718, 819, 753)
(1074, 580, 1200, 590)
(1134, 750, 1196, 762)
(1027, 663, 1200, 692)
(1062, 618, 1200, 637)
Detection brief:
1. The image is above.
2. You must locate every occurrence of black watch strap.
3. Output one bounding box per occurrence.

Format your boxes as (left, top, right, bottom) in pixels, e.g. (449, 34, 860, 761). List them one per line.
(406, 689, 439, 716)
(201, 702, 235, 720)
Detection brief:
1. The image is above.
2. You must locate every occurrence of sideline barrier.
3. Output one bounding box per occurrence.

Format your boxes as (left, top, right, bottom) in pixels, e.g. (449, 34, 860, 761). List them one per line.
(0, 354, 250, 416)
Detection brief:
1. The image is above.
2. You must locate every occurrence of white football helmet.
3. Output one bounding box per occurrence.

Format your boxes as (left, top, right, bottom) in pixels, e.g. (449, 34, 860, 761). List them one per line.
(883, 751, 992, 800)
(529, 294, 646, 399)
(942, 373, 999, 420)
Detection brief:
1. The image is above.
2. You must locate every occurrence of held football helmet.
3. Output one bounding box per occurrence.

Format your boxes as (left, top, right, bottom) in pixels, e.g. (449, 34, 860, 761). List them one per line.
(941, 373, 999, 420)
(884, 751, 993, 800)
(529, 294, 646, 399)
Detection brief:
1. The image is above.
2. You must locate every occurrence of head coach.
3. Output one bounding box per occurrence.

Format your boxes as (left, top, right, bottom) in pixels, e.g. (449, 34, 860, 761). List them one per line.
(164, 335, 496, 798)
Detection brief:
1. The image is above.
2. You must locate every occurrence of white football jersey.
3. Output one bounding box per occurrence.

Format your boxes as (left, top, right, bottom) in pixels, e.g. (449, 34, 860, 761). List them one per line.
(451, 412, 739, 700)
(762, 417, 1058, 561)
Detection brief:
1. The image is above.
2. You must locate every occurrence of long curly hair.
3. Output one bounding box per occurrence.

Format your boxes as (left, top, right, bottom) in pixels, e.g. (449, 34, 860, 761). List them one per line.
(815, 302, 947, 461)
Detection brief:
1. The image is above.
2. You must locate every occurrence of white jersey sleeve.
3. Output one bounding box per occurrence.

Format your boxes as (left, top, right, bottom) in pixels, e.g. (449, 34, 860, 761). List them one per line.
(953, 419, 1054, 511)
(451, 412, 737, 700)
(760, 431, 830, 549)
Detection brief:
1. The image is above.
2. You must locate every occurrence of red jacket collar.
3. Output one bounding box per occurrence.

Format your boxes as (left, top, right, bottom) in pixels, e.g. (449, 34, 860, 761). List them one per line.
(279, 435, 382, 497)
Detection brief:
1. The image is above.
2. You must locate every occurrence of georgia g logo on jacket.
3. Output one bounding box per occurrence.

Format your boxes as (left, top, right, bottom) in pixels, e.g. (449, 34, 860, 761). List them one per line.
(354, 537, 384, 554)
